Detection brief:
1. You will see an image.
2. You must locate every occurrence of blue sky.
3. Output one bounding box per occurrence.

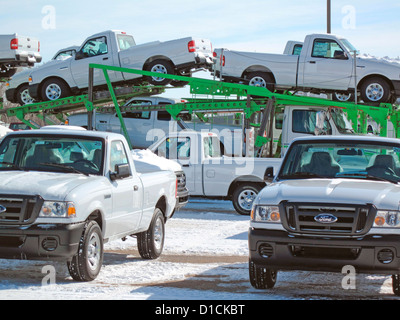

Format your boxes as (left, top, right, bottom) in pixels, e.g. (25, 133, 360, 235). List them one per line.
(1, 0, 399, 62)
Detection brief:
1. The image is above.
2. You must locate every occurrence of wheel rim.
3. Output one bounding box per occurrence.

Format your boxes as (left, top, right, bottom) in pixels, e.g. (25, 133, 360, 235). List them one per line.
(249, 76, 267, 88)
(150, 64, 168, 82)
(87, 232, 101, 272)
(365, 83, 384, 102)
(45, 83, 62, 100)
(20, 88, 34, 104)
(335, 92, 351, 102)
(153, 216, 164, 251)
(238, 189, 257, 211)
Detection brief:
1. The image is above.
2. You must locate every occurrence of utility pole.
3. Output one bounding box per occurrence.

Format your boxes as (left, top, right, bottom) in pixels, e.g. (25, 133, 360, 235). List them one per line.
(327, 0, 331, 33)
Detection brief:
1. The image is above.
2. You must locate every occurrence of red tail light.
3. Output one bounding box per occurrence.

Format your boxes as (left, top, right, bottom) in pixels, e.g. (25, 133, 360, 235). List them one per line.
(10, 38, 18, 50)
(220, 55, 225, 67)
(188, 40, 196, 53)
(38, 41, 40, 52)
(175, 179, 178, 198)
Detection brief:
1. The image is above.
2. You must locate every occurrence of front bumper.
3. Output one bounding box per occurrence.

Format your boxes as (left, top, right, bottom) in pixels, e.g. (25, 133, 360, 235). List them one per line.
(176, 188, 189, 209)
(249, 228, 400, 275)
(0, 222, 85, 261)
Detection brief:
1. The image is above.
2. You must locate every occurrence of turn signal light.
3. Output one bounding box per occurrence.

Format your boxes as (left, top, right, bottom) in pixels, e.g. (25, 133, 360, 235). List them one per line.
(374, 216, 385, 226)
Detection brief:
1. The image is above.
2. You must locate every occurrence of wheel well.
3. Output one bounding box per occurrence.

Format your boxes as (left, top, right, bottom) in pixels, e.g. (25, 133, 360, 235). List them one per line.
(143, 56, 175, 71)
(38, 76, 71, 100)
(227, 179, 266, 197)
(358, 74, 394, 91)
(87, 210, 103, 231)
(155, 196, 167, 219)
(242, 66, 276, 83)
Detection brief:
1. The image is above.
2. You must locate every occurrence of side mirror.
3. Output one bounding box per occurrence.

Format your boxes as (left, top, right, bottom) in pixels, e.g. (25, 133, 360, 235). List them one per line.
(110, 163, 131, 181)
(333, 50, 347, 60)
(264, 167, 274, 183)
(75, 51, 85, 60)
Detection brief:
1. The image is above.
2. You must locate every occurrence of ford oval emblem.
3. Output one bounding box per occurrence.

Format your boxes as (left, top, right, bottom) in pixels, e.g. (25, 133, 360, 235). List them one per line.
(314, 213, 338, 224)
(0, 205, 6, 214)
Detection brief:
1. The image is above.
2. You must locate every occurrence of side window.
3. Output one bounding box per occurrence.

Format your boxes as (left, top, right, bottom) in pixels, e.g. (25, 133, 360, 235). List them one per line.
(292, 44, 303, 55)
(155, 137, 191, 159)
(312, 39, 346, 59)
(157, 111, 172, 121)
(203, 137, 221, 158)
(110, 140, 130, 173)
(81, 36, 108, 58)
(292, 110, 332, 134)
(119, 111, 151, 120)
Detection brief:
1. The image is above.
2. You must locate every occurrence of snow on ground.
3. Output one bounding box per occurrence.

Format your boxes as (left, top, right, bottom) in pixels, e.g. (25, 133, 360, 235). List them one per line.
(0, 198, 398, 300)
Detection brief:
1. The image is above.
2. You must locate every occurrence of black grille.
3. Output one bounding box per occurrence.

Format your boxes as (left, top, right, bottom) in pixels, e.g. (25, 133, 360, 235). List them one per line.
(0, 195, 43, 225)
(281, 202, 375, 236)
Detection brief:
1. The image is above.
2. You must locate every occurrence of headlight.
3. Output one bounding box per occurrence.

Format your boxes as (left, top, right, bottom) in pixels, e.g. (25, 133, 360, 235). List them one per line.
(251, 205, 280, 223)
(39, 201, 76, 218)
(374, 211, 400, 228)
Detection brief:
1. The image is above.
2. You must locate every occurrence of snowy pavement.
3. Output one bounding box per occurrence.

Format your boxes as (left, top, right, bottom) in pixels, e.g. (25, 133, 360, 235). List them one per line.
(0, 198, 398, 300)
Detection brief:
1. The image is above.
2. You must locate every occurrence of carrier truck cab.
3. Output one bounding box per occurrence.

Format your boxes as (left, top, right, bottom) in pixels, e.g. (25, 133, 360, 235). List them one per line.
(249, 135, 400, 296)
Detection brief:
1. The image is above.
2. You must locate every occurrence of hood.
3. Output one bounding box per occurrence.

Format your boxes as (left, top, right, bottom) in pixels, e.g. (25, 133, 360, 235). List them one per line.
(0, 171, 101, 201)
(259, 178, 400, 210)
(30, 58, 69, 76)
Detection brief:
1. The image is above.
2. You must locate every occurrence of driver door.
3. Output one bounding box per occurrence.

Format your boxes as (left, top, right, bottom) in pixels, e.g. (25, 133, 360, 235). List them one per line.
(70, 36, 117, 88)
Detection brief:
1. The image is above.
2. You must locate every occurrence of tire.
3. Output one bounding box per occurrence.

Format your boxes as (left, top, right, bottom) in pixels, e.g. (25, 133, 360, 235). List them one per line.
(232, 183, 262, 215)
(247, 72, 275, 92)
(333, 91, 354, 102)
(137, 208, 165, 259)
(392, 274, 400, 296)
(16, 84, 35, 105)
(67, 220, 103, 282)
(40, 78, 71, 101)
(360, 77, 391, 104)
(249, 258, 277, 289)
(145, 60, 174, 86)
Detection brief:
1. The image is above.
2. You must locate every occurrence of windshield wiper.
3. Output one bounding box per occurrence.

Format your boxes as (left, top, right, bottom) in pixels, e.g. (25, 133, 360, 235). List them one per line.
(336, 172, 399, 184)
(38, 163, 89, 176)
(0, 161, 24, 171)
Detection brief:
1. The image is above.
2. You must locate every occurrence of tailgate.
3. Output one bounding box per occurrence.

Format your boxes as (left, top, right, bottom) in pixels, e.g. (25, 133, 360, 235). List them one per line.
(14, 35, 40, 53)
(192, 38, 213, 55)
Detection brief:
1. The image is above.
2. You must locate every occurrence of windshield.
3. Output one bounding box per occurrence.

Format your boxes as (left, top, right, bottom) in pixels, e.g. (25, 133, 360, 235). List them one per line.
(329, 109, 355, 134)
(0, 135, 104, 175)
(279, 140, 400, 184)
(341, 38, 358, 54)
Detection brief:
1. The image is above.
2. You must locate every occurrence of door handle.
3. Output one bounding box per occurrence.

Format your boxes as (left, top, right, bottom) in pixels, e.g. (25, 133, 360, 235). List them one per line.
(308, 61, 316, 64)
(182, 164, 190, 167)
(103, 57, 109, 61)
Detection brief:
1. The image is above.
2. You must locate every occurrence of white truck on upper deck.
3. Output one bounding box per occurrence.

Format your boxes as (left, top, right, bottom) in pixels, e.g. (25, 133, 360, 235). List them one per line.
(249, 135, 400, 296)
(0, 34, 42, 78)
(147, 105, 354, 215)
(0, 128, 177, 281)
(28, 30, 213, 101)
(212, 33, 400, 104)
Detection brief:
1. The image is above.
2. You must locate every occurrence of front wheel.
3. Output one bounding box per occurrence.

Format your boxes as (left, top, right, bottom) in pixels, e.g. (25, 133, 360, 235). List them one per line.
(40, 78, 71, 101)
(360, 77, 391, 104)
(67, 220, 103, 282)
(249, 258, 277, 289)
(16, 84, 35, 105)
(232, 183, 262, 215)
(137, 208, 165, 259)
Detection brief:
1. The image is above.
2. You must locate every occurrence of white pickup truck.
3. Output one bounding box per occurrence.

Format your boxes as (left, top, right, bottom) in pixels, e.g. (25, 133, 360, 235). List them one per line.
(67, 96, 240, 151)
(249, 135, 400, 296)
(0, 128, 177, 281)
(28, 30, 213, 101)
(5, 46, 79, 105)
(147, 106, 353, 215)
(213, 33, 400, 104)
(0, 34, 42, 78)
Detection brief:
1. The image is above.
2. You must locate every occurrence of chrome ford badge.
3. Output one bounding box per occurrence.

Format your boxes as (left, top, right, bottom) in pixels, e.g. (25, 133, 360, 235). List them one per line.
(314, 213, 338, 224)
(0, 205, 6, 214)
